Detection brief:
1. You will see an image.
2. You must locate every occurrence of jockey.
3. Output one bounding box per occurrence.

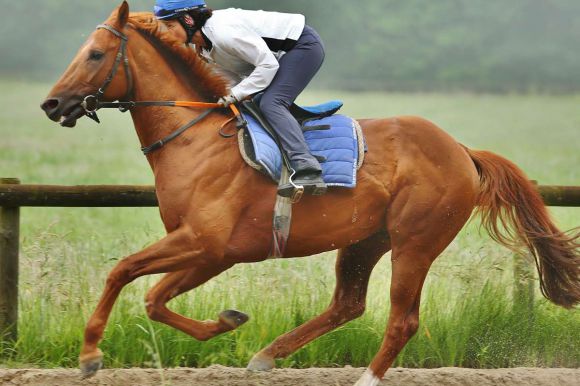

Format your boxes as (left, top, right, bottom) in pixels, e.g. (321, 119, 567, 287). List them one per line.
(154, 0, 327, 196)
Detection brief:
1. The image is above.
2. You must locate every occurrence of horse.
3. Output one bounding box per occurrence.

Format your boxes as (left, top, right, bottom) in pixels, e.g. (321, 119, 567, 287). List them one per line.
(40, 3, 579, 385)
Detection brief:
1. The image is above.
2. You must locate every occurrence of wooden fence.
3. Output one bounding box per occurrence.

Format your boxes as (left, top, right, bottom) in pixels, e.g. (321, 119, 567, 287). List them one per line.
(1, 178, 579, 341)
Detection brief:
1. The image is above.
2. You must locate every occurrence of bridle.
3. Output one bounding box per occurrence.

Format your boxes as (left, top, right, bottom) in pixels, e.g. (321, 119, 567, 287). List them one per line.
(80, 23, 245, 155)
(81, 24, 133, 121)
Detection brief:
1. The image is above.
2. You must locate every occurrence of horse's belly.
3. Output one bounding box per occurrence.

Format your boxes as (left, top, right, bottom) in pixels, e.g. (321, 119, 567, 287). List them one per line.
(224, 182, 389, 261)
(286, 192, 387, 257)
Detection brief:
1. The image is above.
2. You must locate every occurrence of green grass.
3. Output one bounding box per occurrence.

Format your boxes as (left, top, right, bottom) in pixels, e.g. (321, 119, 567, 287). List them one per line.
(0, 80, 579, 369)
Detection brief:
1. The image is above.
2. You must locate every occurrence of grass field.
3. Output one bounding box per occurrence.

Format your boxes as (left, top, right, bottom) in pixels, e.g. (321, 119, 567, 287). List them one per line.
(0, 80, 579, 369)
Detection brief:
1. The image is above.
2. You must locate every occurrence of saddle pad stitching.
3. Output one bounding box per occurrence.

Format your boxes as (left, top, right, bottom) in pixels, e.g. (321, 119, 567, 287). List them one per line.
(349, 119, 357, 186)
(240, 114, 362, 187)
(355, 120, 365, 170)
(326, 118, 358, 185)
(308, 138, 356, 145)
(312, 147, 356, 152)
(307, 117, 358, 187)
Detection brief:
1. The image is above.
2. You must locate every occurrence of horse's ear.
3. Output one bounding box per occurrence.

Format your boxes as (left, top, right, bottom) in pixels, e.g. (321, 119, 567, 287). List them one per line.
(117, 1, 130, 28)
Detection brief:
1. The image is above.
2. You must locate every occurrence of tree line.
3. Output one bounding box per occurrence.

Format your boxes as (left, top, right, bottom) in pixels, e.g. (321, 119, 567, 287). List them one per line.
(2, 0, 579, 93)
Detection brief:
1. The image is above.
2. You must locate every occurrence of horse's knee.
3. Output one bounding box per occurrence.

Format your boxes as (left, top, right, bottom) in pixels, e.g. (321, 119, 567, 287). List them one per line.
(145, 302, 161, 322)
(330, 300, 366, 324)
(145, 293, 166, 322)
(106, 263, 132, 288)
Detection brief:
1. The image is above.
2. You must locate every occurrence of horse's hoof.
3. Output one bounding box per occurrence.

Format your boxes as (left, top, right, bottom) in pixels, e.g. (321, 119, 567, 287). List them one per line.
(79, 351, 103, 379)
(247, 352, 276, 372)
(219, 310, 250, 329)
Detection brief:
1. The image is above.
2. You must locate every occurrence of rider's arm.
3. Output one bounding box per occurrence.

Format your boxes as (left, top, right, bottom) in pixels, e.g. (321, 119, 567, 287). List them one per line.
(217, 25, 280, 101)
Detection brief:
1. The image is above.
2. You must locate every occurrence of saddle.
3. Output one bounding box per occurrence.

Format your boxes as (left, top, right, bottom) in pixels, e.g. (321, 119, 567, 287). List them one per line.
(238, 94, 365, 189)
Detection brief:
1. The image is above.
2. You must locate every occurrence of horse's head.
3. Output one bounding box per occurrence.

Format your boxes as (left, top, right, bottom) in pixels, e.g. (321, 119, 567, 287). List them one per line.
(41, 2, 132, 127)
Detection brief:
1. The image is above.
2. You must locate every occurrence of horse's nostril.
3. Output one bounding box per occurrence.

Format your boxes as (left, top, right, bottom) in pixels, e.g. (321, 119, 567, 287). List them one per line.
(41, 98, 60, 112)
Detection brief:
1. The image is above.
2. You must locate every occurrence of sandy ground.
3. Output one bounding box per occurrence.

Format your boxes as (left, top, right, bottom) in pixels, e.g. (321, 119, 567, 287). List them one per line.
(1, 367, 579, 386)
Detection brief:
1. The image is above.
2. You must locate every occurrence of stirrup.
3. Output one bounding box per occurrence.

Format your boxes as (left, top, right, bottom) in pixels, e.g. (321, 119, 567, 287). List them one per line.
(278, 169, 327, 201)
(277, 169, 305, 203)
(279, 182, 326, 197)
(278, 184, 305, 203)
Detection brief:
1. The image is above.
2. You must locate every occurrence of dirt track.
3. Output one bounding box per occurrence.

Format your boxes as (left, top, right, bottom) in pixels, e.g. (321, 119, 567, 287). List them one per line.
(1, 367, 579, 386)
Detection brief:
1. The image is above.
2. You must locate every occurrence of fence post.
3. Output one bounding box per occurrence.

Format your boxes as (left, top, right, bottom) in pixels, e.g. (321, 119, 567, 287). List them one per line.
(0, 178, 20, 343)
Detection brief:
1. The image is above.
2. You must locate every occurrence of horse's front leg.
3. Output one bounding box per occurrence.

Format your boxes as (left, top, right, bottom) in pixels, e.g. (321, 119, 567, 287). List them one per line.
(144, 266, 250, 341)
(79, 226, 229, 378)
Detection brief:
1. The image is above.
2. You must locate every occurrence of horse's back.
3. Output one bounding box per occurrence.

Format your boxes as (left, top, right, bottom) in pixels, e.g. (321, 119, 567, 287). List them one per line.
(359, 115, 479, 189)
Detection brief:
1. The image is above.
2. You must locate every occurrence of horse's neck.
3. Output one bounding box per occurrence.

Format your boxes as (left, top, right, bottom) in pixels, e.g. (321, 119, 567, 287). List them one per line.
(126, 32, 222, 169)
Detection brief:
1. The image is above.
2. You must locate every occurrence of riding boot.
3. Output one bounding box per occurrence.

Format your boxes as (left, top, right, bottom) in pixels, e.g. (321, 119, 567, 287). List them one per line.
(278, 169, 327, 198)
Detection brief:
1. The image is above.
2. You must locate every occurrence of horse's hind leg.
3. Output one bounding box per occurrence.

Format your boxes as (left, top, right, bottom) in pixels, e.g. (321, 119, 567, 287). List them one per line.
(144, 265, 249, 341)
(247, 232, 391, 371)
(354, 250, 431, 386)
(354, 189, 475, 386)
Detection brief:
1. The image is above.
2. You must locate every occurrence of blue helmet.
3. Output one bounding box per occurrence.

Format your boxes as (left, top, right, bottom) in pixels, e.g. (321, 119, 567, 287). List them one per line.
(154, 0, 207, 20)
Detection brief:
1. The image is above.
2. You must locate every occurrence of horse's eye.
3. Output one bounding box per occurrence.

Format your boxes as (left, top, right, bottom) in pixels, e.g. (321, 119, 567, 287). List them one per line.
(89, 51, 105, 61)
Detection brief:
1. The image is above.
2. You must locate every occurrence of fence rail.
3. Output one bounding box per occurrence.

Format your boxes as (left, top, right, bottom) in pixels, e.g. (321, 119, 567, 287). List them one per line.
(1, 183, 579, 208)
(1, 179, 579, 342)
(0, 184, 157, 207)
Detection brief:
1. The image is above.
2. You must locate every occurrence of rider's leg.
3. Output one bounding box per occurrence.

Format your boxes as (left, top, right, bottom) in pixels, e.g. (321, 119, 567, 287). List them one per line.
(260, 26, 326, 193)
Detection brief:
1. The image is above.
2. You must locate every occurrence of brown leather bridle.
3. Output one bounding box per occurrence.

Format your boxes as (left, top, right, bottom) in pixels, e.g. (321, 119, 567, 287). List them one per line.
(81, 24, 134, 122)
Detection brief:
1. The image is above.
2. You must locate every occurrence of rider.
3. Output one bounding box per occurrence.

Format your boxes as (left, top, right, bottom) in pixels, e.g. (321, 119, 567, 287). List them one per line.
(154, 0, 327, 196)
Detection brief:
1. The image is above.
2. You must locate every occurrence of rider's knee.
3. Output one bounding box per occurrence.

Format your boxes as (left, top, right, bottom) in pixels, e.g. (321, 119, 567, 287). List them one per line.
(260, 94, 290, 114)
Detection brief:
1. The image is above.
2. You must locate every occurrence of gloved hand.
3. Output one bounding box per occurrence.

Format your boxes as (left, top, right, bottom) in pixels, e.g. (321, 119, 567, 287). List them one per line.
(218, 94, 238, 107)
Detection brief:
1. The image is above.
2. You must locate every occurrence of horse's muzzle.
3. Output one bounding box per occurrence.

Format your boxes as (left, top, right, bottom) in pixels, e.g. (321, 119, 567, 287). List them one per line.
(41, 95, 85, 127)
(40, 98, 62, 121)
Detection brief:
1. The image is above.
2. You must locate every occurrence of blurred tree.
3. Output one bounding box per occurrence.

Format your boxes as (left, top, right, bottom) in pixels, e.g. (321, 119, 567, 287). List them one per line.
(1, 0, 579, 93)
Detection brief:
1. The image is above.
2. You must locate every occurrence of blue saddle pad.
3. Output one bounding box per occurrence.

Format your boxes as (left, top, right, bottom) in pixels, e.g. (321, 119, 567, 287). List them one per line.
(243, 113, 362, 188)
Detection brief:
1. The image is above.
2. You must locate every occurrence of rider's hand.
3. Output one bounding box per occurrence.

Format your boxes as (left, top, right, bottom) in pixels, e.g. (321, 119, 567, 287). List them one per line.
(218, 94, 238, 107)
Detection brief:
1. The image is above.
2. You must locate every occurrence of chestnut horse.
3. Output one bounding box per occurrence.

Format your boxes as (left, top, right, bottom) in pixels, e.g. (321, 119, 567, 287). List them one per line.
(41, 3, 579, 385)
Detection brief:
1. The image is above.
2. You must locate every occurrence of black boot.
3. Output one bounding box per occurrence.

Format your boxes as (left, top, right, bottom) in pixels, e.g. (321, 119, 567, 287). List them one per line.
(278, 170, 327, 198)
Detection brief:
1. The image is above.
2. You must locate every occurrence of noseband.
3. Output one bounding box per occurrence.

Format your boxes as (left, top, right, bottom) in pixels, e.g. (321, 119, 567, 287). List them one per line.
(79, 23, 246, 155)
(81, 24, 134, 122)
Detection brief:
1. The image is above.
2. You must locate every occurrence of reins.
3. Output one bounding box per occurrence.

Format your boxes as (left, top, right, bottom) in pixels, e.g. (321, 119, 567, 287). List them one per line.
(81, 23, 245, 155)
(141, 108, 214, 155)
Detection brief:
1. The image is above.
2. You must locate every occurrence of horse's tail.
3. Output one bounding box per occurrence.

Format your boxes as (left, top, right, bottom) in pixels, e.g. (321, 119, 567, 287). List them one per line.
(466, 148, 580, 308)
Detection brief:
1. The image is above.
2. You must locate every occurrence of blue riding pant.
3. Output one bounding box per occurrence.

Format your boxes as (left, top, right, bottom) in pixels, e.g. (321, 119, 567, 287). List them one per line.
(259, 26, 325, 173)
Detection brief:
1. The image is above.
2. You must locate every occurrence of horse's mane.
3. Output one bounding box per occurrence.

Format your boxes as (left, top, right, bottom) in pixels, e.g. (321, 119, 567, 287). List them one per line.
(128, 12, 229, 100)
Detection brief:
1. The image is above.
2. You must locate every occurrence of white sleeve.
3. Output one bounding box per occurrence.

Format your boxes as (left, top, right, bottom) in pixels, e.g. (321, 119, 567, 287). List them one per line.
(219, 26, 280, 100)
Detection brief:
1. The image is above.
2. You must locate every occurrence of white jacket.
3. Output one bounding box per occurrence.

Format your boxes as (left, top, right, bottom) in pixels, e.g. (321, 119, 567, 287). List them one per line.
(200, 8, 306, 100)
